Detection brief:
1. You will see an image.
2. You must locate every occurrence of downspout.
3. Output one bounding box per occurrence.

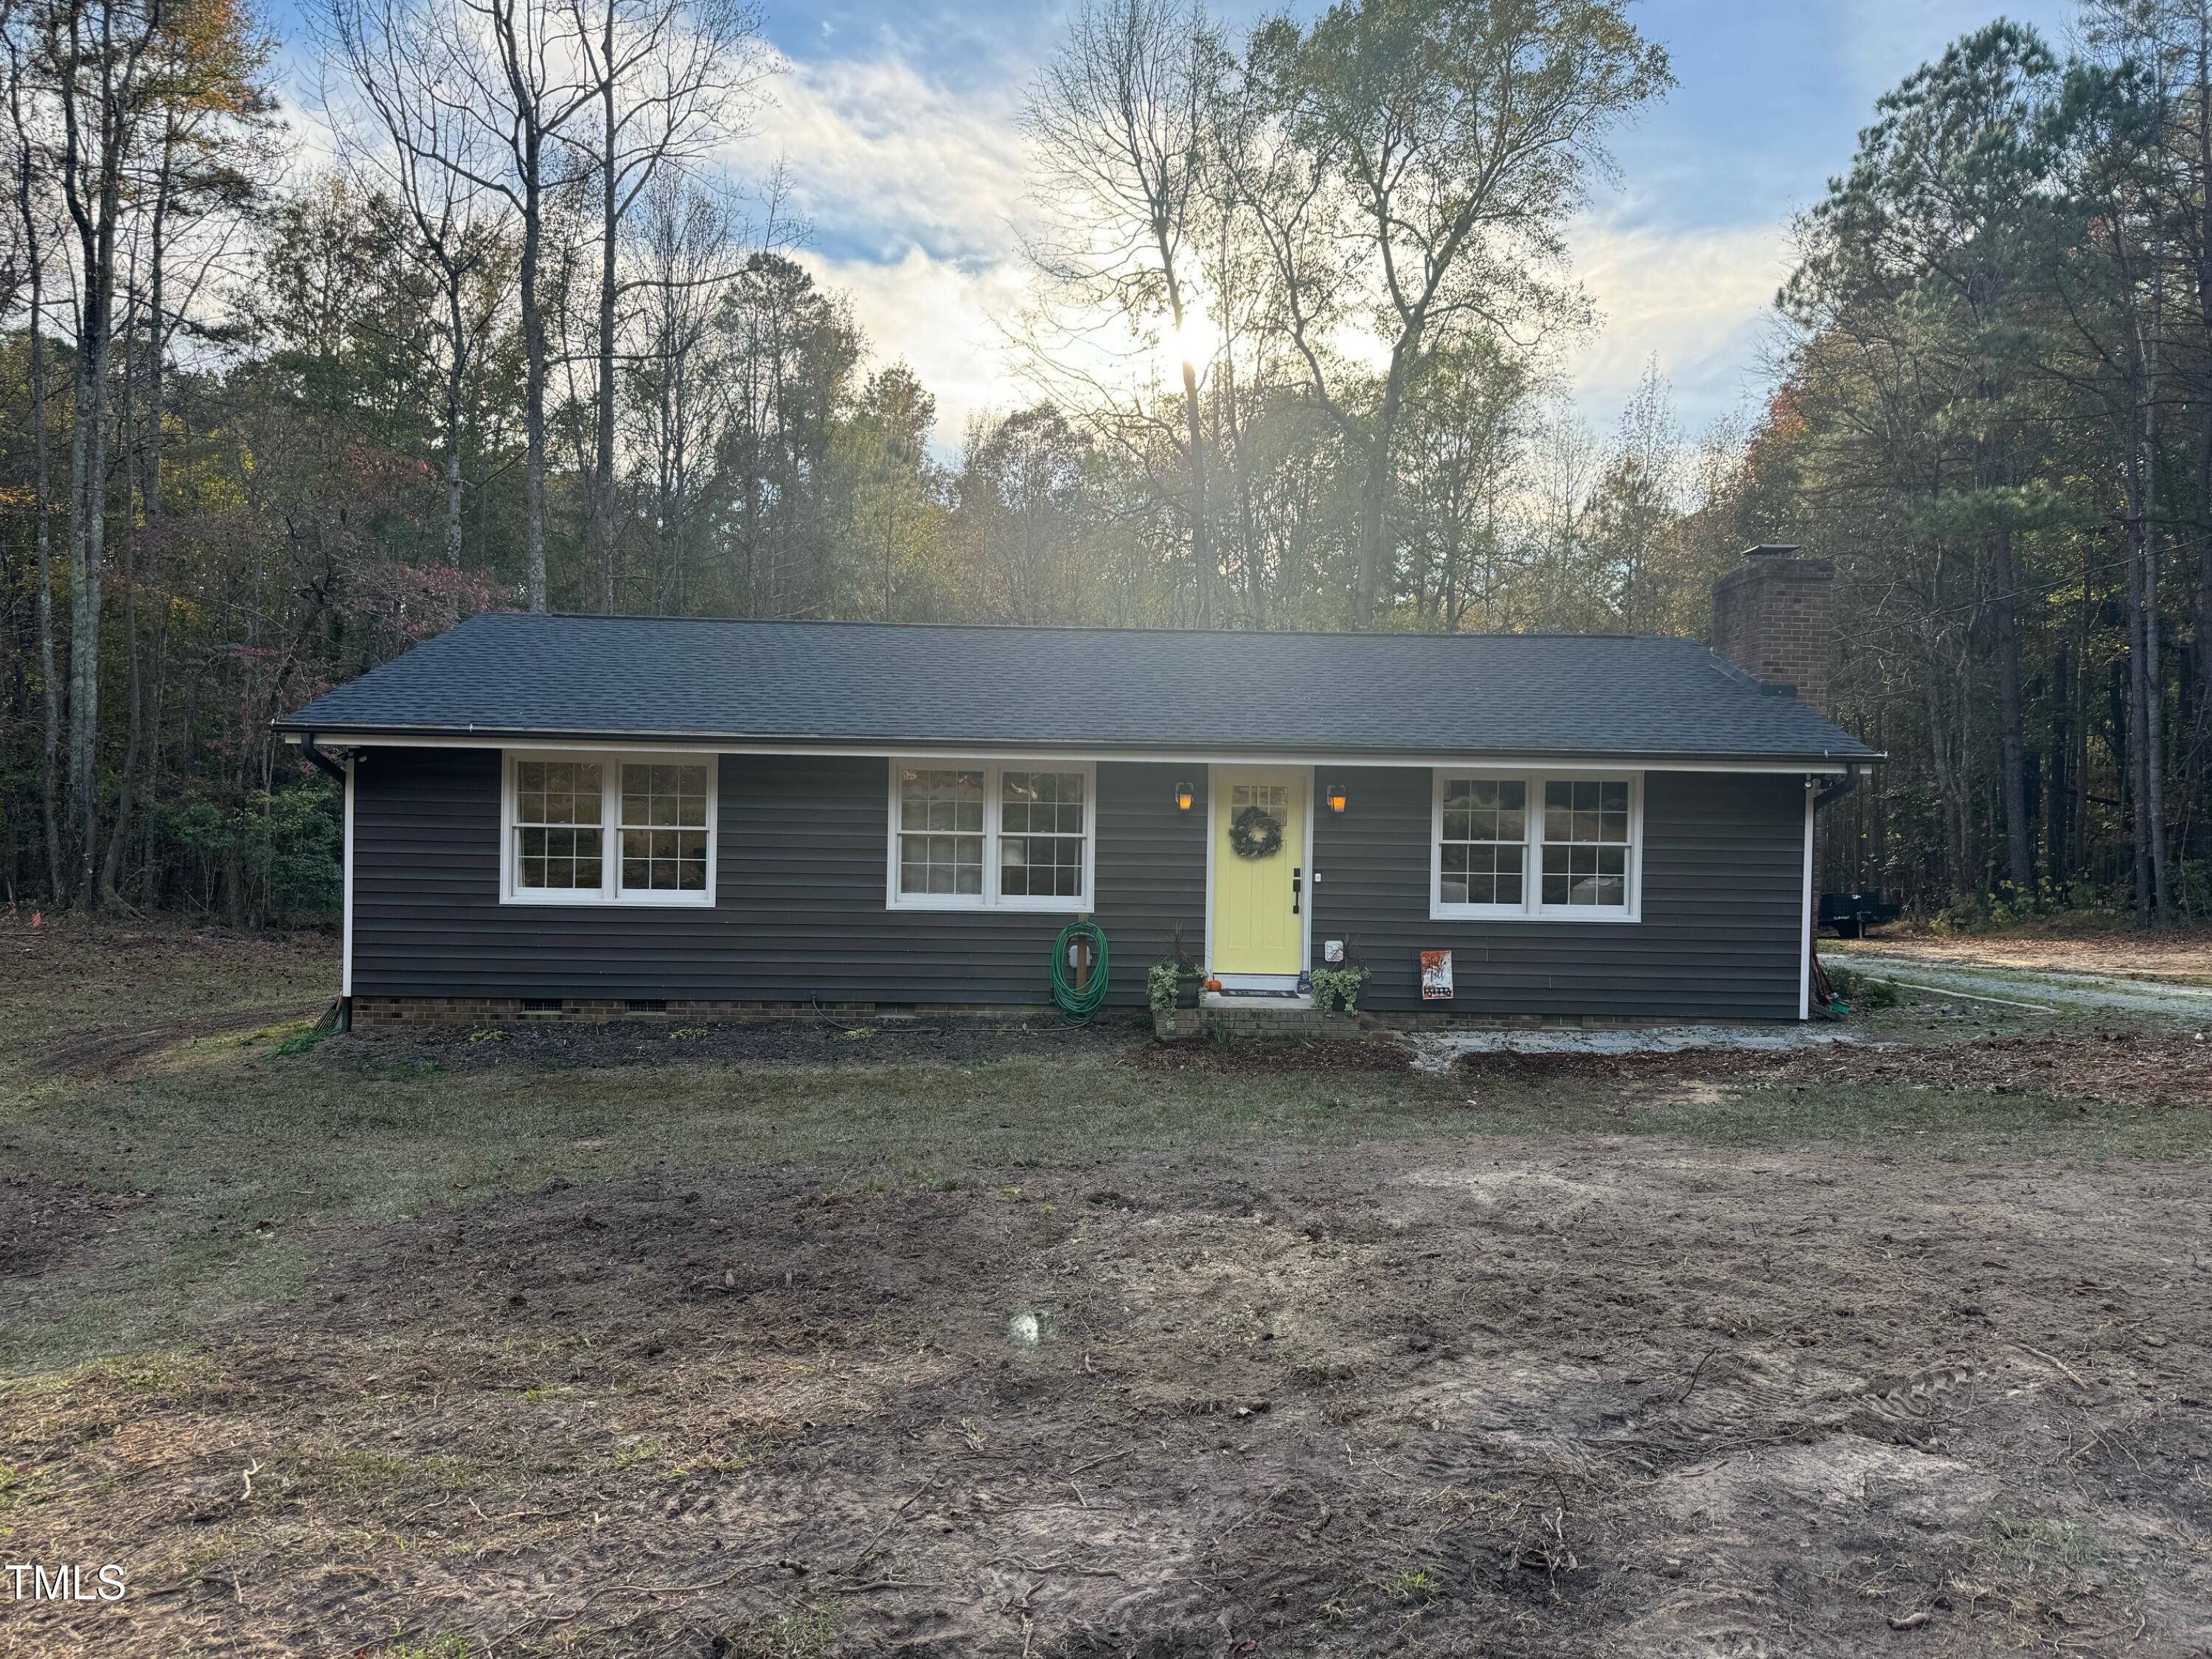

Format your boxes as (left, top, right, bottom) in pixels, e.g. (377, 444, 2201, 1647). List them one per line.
(1804, 762, 1867, 1022)
(300, 734, 353, 1032)
(1813, 762, 1863, 812)
(299, 733, 348, 785)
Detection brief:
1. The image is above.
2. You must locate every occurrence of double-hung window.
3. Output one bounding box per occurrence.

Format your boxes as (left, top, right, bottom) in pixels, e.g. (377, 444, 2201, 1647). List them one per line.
(888, 760, 1093, 911)
(1432, 771, 1640, 921)
(503, 752, 717, 905)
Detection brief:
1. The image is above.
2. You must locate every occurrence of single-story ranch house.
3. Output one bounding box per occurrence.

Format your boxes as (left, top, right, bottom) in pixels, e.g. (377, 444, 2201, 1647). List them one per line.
(279, 546, 1878, 1027)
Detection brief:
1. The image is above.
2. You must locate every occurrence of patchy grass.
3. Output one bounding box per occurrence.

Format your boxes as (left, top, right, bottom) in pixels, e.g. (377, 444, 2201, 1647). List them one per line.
(1832, 922, 2212, 981)
(0, 916, 333, 1060)
(723, 1605, 843, 1659)
(5, 925, 2212, 1657)
(4, 984, 2211, 1371)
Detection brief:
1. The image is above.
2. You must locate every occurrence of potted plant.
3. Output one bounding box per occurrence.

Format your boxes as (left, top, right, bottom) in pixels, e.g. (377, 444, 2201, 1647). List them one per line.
(1309, 938, 1371, 1015)
(1149, 928, 1207, 1036)
(1166, 928, 1205, 1008)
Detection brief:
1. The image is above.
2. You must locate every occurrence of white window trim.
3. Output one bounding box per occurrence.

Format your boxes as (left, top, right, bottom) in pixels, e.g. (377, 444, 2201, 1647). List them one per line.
(499, 748, 719, 908)
(1430, 768, 1644, 923)
(885, 758, 1098, 914)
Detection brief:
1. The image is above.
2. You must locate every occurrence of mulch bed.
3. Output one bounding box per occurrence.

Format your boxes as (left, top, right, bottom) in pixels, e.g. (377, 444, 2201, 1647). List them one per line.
(1128, 1036, 1411, 1072)
(338, 1012, 1143, 1070)
(1462, 1029, 2211, 1108)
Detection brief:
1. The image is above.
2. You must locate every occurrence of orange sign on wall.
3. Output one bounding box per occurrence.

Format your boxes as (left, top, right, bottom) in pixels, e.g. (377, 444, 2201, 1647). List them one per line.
(1420, 950, 1453, 1001)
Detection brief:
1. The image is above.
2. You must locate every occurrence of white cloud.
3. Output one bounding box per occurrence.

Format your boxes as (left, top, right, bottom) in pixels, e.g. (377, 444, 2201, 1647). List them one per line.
(731, 52, 1034, 266)
(717, 51, 1052, 448)
(1562, 215, 1794, 436)
(801, 204, 1801, 462)
(288, 28, 1812, 464)
(801, 245, 1032, 448)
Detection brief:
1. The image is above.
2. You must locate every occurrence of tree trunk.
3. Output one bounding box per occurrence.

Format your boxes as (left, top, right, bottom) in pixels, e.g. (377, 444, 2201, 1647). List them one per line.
(594, 27, 619, 613)
(521, 156, 549, 611)
(2046, 643, 2070, 885)
(223, 823, 246, 928)
(103, 146, 171, 909)
(56, 0, 155, 908)
(13, 69, 64, 900)
(1178, 353, 1210, 628)
(68, 249, 115, 908)
(2126, 529, 2154, 922)
(2138, 361, 2171, 920)
(445, 271, 467, 588)
(2198, 405, 2212, 801)
(1353, 349, 1412, 627)
(1988, 526, 2034, 896)
(100, 288, 143, 911)
(99, 633, 144, 908)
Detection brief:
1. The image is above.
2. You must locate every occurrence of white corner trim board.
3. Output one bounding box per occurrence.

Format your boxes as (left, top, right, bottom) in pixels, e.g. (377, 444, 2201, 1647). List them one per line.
(1798, 779, 1815, 1021)
(341, 754, 355, 1000)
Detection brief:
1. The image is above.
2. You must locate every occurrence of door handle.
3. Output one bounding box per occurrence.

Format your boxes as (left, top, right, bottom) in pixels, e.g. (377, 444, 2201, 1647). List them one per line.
(1292, 866, 1302, 916)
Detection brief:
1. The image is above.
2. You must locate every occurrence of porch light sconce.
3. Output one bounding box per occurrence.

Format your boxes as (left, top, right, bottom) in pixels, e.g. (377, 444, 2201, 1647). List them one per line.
(1174, 781, 1195, 813)
(1324, 782, 1348, 815)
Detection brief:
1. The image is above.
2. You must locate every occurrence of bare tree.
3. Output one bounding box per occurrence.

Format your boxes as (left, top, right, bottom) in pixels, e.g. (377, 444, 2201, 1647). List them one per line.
(42, 0, 164, 902)
(1022, 0, 1220, 624)
(1585, 357, 1684, 631)
(1233, 0, 1667, 624)
(100, 0, 272, 908)
(418, 0, 597, 611)
(320, 0, 515, 594)
(625, 173, 733, 613)
(567, 0, 765, 611)
(1399, 334, 1539, 629)
(4, 10, 63, 894)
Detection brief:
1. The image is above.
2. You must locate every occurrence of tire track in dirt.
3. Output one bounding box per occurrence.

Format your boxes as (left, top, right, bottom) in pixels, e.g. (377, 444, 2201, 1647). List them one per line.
(11, 1138, 2210, 1657)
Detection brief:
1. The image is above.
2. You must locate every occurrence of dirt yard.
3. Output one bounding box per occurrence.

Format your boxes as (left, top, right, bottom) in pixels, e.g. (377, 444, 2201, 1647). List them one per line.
(1832, 923, 2212, 981)
(2, 919, 2210, 1658)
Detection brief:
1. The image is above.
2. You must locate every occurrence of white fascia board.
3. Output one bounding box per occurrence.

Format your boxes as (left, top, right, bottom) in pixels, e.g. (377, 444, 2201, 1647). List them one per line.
(294, 732, 1861, 774)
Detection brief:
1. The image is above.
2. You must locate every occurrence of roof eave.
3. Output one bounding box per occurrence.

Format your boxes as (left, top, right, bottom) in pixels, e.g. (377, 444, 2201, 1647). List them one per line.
(279, 720, 1882, 766)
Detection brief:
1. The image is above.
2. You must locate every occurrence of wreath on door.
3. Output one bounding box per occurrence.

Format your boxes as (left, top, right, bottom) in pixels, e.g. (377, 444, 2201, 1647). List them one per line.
(1228, 803, 1285, 860)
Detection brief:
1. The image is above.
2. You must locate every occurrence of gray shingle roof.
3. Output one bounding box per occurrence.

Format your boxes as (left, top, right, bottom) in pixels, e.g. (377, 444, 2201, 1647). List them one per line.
(279, 612, 1879, 763)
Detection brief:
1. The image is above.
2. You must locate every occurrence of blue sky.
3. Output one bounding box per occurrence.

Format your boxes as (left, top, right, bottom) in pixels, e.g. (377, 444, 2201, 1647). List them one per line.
(728, 0, 2082, 445)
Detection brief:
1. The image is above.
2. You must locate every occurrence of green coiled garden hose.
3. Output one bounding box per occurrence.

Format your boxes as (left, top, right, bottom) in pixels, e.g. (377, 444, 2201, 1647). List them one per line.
(1050, 919, 1110, 1023)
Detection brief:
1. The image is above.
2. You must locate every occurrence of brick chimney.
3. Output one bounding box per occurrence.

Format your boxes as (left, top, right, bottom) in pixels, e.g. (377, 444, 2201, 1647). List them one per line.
(1710, 543, 1834, 717)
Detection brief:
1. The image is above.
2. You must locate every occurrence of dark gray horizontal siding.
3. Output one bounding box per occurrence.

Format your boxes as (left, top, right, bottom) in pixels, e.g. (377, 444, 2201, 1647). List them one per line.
(353, 750, 1801, 1019)
(1312, 768, 1804, 1020)
(1096, 762, 1208, 1004)
(350, 748, 1206, 1005)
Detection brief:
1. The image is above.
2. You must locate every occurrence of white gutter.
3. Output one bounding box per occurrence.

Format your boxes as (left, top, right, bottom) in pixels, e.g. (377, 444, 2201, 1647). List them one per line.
(279, 731, 1865, 774)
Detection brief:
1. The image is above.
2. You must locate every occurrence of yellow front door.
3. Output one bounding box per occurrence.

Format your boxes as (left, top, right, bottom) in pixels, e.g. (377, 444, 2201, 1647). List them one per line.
(1211, 769, 1304, 975)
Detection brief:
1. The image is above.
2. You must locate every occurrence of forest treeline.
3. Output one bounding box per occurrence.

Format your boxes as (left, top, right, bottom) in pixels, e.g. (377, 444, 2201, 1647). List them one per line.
(0, 0, 2206, 925)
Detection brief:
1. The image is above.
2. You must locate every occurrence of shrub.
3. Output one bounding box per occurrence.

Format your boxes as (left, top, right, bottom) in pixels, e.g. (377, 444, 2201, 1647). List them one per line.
(1823, 965, 1899, 1010)
(1310, 966, 1370, 1014)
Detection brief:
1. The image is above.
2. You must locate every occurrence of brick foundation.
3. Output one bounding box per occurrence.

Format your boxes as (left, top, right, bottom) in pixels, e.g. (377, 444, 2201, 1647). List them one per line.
(350, 996, 1779, 1034)
(1150, 1004, 1770, 1043)
(1154, 1006, 1364, 1042)
(348, 995, 1065, 1026)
